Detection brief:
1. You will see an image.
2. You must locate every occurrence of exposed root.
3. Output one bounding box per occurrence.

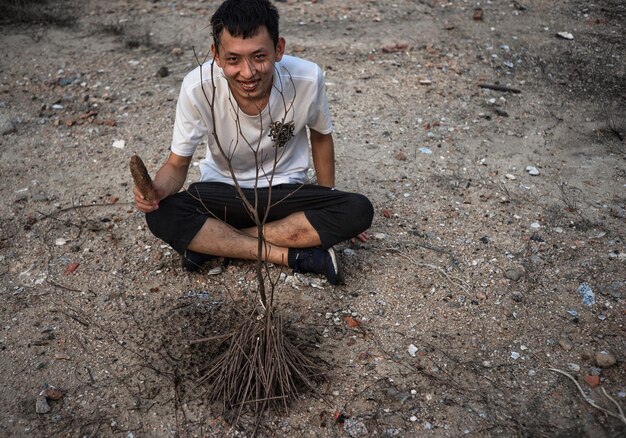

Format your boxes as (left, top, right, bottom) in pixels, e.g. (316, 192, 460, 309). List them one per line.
(198, 307, 326, 422)
(548, 368, 626, 425)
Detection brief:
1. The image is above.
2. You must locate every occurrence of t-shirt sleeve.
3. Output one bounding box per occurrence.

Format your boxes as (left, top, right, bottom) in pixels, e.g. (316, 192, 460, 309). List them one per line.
(306, 65, 333, 134)
(171, 74, 209, 157)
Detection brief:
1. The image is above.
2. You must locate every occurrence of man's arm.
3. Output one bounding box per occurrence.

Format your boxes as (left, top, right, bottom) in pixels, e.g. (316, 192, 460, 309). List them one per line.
(134, 151, 192, 213)
(310, 129, 335, 188)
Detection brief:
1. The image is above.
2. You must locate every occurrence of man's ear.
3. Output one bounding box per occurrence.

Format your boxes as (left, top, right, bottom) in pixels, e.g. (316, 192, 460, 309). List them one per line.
(211, 44, 223, 66)
(275, 37, 286, 61)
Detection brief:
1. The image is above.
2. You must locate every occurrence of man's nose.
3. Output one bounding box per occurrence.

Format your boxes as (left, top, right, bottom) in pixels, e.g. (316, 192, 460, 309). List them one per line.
(241, 58, 256, 78)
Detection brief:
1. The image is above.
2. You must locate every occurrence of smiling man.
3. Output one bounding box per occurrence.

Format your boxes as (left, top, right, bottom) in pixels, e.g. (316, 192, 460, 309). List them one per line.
(133, 0, 373, 285)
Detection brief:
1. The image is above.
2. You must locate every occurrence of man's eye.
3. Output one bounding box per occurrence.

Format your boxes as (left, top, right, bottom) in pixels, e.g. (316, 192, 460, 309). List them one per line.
(255, 54, 266, 61)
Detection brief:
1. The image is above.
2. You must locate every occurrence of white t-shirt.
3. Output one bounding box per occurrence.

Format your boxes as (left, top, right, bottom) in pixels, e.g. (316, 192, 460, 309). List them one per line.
(171, 55, 333, 188)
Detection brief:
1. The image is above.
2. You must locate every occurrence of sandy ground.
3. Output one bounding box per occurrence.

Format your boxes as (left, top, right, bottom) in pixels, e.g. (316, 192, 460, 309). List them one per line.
(1, 0, 625, 436)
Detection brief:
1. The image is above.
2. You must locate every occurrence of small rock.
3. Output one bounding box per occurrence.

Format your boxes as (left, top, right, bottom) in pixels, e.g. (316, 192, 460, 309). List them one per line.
(343, 248, 356, 257)
(0, 114, 17, 135)
(504, 268, 522, 282)
(556, 31, 574, 40)
(529, 255, 543, 265)
(567, 363, 580, 372)
(171, 47, 184, 56)
(595, 351, 617, 368)
(505, 173, 517, 180)
(372, 232, 387, 240)
(577, 283, 595, 307)
(511, 351, 520, 360)
(36, 395, 51, 414)
(156, 66, 169, 77)
(40, 384, 64, 401)
(394, 151, 407, 161)
(526, 165, 540, 176)
(511, 291, 523, 302)
(112, 139, 125, 149)
(558, 337, 573, 351)
(408, 344, 418, 357)
(343, 418, 368, 438)
(419, 146, 432, 154)
(530, 222, 541, 229)
(584, 375, 600, 388)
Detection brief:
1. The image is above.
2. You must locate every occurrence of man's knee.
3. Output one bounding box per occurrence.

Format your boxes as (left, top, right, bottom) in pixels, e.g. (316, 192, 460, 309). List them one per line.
(347, 193, 374, 233)
(145, 208, 168, 241)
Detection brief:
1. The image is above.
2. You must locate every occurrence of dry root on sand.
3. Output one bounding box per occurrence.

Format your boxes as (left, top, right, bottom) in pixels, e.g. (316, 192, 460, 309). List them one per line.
(198, 308, 326, 419)
(130, 154, 156, 202)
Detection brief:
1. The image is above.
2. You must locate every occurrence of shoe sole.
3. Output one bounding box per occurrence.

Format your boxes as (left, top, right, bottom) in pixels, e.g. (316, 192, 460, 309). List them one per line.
(327, 248, 345, 285)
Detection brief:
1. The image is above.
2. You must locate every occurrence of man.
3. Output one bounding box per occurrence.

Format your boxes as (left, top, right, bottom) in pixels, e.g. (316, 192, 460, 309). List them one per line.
(134, 0, 373, 285)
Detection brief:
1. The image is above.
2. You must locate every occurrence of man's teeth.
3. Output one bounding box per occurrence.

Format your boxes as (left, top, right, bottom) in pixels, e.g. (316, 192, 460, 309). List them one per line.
(241, 81, 258, 90)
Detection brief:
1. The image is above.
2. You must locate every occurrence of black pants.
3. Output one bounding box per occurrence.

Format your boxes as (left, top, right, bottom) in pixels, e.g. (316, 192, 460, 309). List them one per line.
(145, 182, 374, 254)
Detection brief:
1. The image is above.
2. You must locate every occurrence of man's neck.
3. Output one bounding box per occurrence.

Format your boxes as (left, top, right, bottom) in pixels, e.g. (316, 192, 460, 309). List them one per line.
(234, 92, 270, 116)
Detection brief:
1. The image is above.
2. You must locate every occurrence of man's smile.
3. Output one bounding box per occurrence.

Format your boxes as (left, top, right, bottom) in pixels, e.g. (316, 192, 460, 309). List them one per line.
(239, 79, 260, 92)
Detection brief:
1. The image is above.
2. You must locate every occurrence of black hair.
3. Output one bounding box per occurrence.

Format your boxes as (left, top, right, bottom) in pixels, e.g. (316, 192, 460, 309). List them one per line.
(211, 0, 280, 49)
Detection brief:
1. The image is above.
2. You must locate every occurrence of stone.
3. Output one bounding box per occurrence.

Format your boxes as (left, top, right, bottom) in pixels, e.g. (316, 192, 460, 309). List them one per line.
(584, 375, 600, 388)
(0, 114, 17, 135)
(504, 268, 522, 282)
(526, 165, 540, 176)
(343, 418, 368, 437)
(595, 351, 617, 368)
(558, 337, 573, 351)
(36, 395, 51, 414)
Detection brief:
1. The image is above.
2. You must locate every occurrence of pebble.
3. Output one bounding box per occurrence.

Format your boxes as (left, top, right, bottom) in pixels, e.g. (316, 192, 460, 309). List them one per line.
(558, 337, 573, 351)
(584, 375, 600, 388)
(394, 151, 407, 161)
(343, 248, 356, 257)
(343, 418, 368, 438)
(577, 283, 595, 307)
(510, 351, 520, 360)
(156, 66, 169, 77)
(526, 165, 540, 176)
(505, 173, 516, 180)
(595, 351, 617, 368)
(36, 395, 51, 414)
(567, 363, 580, 372)
(112, 139, 126, 149)
(556, 31, 574, 40)
(408, 344, 418, 357)
(372, 233, 387, 240)
(530, 222, 541, 229)
(504, 268, 522, 282)
(0, 114, 17, 135)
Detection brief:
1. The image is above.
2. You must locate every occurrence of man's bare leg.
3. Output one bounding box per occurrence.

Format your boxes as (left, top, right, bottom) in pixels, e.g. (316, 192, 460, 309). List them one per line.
(185, 213, 343, 284)
(241, 212, 322, 248)
(186, 217, 289, 266)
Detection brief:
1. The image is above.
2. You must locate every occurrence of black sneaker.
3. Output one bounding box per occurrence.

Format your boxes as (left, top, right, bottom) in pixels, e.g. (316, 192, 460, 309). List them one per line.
(181, 249, 214, 272)
(292, 248, 344, 285)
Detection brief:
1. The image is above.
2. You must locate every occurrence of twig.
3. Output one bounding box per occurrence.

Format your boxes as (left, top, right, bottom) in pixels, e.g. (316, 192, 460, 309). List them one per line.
(548, 368, 626, 425)
(478, 83, 521, 93)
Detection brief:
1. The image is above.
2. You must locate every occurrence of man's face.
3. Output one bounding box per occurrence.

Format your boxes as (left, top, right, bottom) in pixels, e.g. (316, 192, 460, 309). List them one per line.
(212, 26, 285, 108)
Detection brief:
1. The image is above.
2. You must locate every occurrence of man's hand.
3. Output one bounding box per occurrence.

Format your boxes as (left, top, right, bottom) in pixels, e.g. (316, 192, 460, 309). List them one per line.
(133, 183, 165, 213)
(352, 231, 369, 244)
(132, 152, 192, 214)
